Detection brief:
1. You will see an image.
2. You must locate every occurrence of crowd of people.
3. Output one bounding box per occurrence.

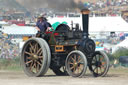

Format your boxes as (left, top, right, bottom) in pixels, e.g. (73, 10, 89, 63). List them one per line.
(0, 34, 19, 59)
(81, 0, 127, 17)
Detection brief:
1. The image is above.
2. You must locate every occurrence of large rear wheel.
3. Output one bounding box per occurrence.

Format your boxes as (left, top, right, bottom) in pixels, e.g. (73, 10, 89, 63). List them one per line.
(65, 50, 87, 77)
(21, 38, 51, 77)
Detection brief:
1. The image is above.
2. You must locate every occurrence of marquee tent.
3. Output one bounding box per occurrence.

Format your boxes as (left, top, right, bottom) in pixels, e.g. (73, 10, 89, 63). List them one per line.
(49, 16, 128, 32)
(2, 24, 37, 35)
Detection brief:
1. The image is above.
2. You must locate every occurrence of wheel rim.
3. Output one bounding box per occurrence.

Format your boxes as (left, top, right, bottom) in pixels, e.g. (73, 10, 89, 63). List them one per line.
(67, 53, 85, 76)
(90, 52, 108, 77)
(23, 40, 43, 74)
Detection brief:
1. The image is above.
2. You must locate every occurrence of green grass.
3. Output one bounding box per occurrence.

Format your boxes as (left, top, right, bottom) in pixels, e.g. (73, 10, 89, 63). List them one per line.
(112, 48, 128, 59)
(0, 58, 22, 71)
(109, 67, 128, 73)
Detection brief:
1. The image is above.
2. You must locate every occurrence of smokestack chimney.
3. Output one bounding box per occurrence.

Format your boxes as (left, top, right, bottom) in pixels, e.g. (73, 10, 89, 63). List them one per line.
(81, 8, 90, 38)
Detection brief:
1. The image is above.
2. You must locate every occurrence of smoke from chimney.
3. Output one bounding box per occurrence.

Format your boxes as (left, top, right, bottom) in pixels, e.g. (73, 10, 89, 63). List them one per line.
(16, 0, 85, 12)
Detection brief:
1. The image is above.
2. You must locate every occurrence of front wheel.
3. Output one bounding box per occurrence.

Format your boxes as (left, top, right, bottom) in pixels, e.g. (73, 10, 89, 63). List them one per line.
(65, 50, 87, 77)
(89, 51, 110, 77)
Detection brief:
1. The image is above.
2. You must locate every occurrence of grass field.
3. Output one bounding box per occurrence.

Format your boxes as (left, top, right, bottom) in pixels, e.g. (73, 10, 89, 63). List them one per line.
(0, 58, 22, 71)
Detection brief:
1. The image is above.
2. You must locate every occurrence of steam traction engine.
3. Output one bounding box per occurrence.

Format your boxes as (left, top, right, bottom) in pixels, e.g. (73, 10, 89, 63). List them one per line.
(21, 9, 109, 77)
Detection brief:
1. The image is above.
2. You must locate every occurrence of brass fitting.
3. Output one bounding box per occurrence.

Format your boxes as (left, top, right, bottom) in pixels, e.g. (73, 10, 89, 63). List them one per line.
(81, 9, 90, 15)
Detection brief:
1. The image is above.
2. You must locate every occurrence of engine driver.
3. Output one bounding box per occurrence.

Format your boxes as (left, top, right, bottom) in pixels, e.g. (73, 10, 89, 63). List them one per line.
(36, 16, 50, 32)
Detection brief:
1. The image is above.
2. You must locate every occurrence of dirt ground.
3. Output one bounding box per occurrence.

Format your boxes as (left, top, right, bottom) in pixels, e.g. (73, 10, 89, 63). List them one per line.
(0, 68, 128, 85)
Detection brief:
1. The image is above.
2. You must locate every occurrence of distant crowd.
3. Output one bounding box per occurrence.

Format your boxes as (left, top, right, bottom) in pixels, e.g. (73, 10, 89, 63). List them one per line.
(0, 35, 19, 59)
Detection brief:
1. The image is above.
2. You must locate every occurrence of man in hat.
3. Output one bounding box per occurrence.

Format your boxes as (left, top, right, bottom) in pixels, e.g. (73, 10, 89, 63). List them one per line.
(36, 16, 50, 33)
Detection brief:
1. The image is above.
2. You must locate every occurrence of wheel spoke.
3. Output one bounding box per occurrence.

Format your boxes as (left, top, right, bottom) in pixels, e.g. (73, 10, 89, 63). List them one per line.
(37, 48, 42, 55)
(96, 67, 98, 74)
(73, 66, 76, 74)
(74, 54, 76, 62)
(38, 56, 43, 58)
(71, 57, 75, 62)
(78, 64, 83, 72)
(77, 65, 80, 73)
(94, 66, 97, 71)
(70, 60, 75, 70)
(94, 56, 97, 61)
(26, 60, 33, 65)
(38, 56, 43, 59)
(97, 54, 100, 61)
(33, 61, 36, 68)
(35, 43, 38, 54)
(97, 55, 100, 61)
(69, 62, 74, 65)
(29, 47, 33, 53)
(31, 60, 36, 73)
(27, 56, 32, 60)
(99, 67, 102, 73)
(70, 65, 75, 70)
(75, 65, 79, 74)
(29, 43, 34, 52)
(36, 63, 39, 72)
(77, 56, 80, 62)
(37, 61, 42, 66)
(33, 44, 36, 54)
(78, 59, 82, 63)
(39, 51, 43, 56)
(98, 55, 101, 61)
(29, 60, 33, 71)
(25, 51, 33, 56)
(34, 61, 38, 73)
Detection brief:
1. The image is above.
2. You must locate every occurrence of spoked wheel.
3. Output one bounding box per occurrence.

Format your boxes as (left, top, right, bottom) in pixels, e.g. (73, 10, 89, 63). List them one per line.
(89, 51, 109, 77)
(65, 50, 87, 77)
(21, 38, 51, 77)
(51, 66, 68, 76)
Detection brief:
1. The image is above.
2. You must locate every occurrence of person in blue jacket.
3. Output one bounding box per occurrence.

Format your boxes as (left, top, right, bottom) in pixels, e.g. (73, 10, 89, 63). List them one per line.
(36, 16, 50, 32)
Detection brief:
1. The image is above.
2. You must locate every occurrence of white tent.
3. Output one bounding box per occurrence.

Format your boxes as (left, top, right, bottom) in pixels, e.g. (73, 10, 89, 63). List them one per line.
(2, 24, 37, 35)
(49, 16, 128, 32)
(89, 16, 128, 32)
(112, 37, 128, 53)
(116, 37, 128, 48)
(2, 16, 128, 35)
(0, 21, 8, 25)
